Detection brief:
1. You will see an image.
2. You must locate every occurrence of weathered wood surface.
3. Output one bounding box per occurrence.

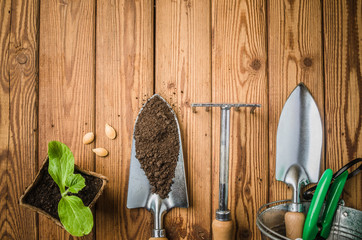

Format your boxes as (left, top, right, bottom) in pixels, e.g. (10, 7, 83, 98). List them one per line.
(323, 0, 362, 210)
(1, 0, 39, 239)
(95, 0, 153, 239)
(212, 1, 268, 239)
(38, 0, 95, 239)
(156, 0, 212, 239)
(268, 0, 324, 203)
(0, 0, 12, 237)
(0, 0, 361, 239)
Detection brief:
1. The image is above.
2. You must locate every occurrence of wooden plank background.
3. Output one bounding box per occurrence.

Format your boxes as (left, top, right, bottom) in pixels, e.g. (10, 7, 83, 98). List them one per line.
(268, 0, 325, 204)
(212, 1, 268, 239)
(0, 0, 361, 239)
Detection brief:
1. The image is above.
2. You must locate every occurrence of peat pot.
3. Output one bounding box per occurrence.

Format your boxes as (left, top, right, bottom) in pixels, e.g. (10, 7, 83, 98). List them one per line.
(19, 157, 108, 229)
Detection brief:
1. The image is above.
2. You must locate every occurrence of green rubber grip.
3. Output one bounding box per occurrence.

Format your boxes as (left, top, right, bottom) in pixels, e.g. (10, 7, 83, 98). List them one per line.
(303, 169, 333, 240)
(320, 170, 348, 239)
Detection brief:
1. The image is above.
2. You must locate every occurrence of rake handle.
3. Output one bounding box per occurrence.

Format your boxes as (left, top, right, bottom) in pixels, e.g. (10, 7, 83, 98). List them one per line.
(212, 219, 233, 240)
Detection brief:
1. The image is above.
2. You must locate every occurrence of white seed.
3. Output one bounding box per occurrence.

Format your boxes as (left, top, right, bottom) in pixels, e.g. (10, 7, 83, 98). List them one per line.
(92, 148, 108, 157)
(105, 123, 117, 139)
(83, 132, 95, 144)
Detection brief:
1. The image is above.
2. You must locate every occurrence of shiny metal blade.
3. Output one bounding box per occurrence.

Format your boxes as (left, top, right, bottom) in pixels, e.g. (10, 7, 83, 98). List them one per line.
(127, 94, 188, 210)
(276, 83, 323, 185)
(126, 137, 150, 208)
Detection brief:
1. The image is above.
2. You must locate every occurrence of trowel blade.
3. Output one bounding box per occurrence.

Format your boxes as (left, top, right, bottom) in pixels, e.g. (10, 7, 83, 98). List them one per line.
(127, 94, 189, 210)
(276, 83, 323, 185)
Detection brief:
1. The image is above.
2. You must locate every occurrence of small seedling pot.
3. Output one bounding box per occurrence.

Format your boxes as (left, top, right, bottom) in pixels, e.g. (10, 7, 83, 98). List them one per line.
(19, 156, 108, 229)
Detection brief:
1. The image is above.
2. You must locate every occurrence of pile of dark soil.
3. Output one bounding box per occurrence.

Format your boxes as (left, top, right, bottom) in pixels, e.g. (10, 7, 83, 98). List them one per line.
(134, 95, 180, 199)
(22, 160, 103, 220)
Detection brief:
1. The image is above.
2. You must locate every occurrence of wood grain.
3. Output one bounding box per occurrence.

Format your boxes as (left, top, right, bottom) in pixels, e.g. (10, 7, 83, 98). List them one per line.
(1, 0, 362, 239)
(323, 0, 362, 210)
(6, 0, 39, 239)
(38, 0, 96, 239)
(211, 0, 268, 239)
(268, 0, 324, 203)
(156, 0, 212, 239)
(95, 0, 153, 239)
(0, 0, 11, 238)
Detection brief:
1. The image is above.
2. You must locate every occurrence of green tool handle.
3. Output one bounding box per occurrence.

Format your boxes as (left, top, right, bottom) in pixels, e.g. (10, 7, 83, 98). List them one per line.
(319, 170, 348, 239)
(303, 169, 333, 240)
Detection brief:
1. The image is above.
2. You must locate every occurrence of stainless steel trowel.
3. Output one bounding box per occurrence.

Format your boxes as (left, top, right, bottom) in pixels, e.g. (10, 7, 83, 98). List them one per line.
(127, 94, 188, 240)
(275, 83, 323, 239)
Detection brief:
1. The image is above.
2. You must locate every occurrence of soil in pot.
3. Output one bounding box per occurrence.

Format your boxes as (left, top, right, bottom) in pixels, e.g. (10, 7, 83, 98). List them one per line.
(22, 160, 103, 220)
(134, 95, 180, 199)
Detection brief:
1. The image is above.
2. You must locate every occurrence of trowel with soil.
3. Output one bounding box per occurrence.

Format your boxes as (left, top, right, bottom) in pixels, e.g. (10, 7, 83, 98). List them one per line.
(127, 94, 188, 239)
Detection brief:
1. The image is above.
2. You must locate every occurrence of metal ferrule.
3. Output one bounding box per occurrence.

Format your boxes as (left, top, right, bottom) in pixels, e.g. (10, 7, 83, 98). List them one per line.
(216, 210, 231, 221)
(152, 229, 166, 238)
(288, 203, 304, 212)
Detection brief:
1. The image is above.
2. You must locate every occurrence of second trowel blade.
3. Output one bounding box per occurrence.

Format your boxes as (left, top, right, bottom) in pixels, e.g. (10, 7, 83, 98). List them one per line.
(127, 94, 188, 210)
(276, 83, 323, 185)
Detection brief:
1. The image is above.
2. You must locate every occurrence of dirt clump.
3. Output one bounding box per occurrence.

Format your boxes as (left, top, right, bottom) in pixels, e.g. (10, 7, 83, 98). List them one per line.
(134, 95, 179, 199)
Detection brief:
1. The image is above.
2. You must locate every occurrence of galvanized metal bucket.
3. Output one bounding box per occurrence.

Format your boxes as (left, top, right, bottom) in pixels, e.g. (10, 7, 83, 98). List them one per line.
(256, 200, 362, 240)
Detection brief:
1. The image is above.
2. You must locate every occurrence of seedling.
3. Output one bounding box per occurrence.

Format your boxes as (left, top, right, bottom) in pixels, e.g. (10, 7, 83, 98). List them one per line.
(48, 141, 93, 236)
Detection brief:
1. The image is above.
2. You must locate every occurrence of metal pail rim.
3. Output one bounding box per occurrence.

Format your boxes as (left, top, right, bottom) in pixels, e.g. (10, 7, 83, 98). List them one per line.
(256, 200, 362, 240)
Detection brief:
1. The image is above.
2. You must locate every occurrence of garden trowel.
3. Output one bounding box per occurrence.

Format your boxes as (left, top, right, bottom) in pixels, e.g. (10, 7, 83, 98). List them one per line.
(275, 83, 323, 239)
(127, 94, 188, 240)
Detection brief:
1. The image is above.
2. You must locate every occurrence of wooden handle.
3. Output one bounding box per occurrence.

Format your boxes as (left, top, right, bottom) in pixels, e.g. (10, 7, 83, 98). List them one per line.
(149, 238, 168, 240)
(285, 212, 305, 239)
(212, 219, 233, 240)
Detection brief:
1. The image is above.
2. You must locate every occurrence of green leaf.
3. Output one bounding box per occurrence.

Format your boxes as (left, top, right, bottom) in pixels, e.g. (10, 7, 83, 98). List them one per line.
(58, 196, 93, 236)
(66, 174, 86, 194)
(48, 141, 75, 193)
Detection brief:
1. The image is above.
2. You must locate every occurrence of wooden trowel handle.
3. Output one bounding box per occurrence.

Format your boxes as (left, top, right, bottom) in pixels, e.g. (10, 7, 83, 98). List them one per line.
(285, 211, 305, 239)
(149, 238, 168, 240)
(212, 219, 233, 240)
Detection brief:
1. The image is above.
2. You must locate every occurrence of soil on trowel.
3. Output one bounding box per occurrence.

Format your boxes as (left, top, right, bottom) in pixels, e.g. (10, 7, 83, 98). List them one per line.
(134, 95, 180, 199)
(22, 160, 103, 220)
